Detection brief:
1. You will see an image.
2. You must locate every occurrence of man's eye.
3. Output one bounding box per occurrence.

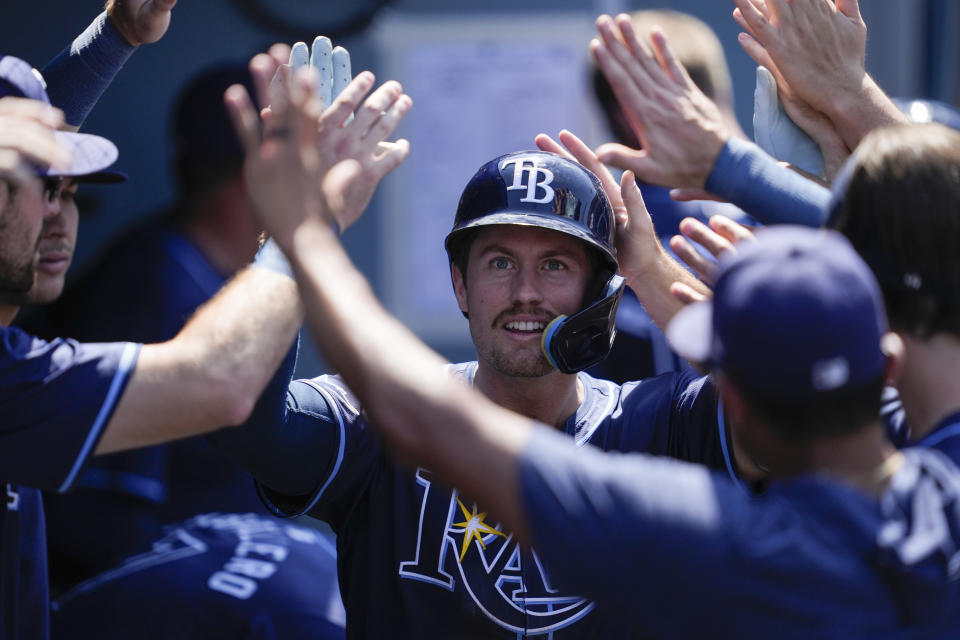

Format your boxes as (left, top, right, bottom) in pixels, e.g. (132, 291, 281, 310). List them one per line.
(544, 260, 567, 271)
(492, 257, 510, 270)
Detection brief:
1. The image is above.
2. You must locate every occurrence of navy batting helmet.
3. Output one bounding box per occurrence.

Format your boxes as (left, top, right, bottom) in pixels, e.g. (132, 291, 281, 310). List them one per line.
(444, 150, 625, 374)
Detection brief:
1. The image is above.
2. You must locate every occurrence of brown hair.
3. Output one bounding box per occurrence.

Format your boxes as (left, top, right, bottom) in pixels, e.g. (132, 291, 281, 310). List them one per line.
(832, 123, 960, 338)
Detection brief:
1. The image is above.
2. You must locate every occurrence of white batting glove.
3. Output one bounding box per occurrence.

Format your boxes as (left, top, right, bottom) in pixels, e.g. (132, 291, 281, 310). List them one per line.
(752, 66, 824, 177)
(271, 36, 353, 112)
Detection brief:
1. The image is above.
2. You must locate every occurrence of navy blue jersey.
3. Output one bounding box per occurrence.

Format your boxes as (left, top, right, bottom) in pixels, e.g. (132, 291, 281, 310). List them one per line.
(237, 362, 722, 638)
(0, 325, 138, 640)
(50, 513, 345, 639)
(521, 427, 960, 639)
(23, 222, 272, 586)
(918, 410, 960, 465)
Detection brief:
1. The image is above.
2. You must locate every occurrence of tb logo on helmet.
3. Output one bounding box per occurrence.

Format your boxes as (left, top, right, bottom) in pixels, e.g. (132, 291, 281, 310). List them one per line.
(500, 156, 555, 204)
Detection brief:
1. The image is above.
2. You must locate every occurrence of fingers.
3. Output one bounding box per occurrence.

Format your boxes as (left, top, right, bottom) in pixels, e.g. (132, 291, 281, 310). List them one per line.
(361, 92, 413, 150)
(309, 36, 334, 109)
(679, 217, 736, 260)
(250, 53, 284, 119)
(732, 0, 772, 43)
(671, 281, 711, 305)
(331, 46, 352, 102)
(612, 13, 667, 85)
(223, 84, 261, 157)
(668, 188, 727, 203)
(836, 0, 862, 21)
(289, 41, 309, 68)
(321, 71, 376, 129)
(371, 138, 411, 178)
(649, 28, 693, 88)
(709, 215, 756, 245)
(351, 80, 404, 138)
(0, 97, 65, 129)
(669, 234, 717, 284)
(534, 133, 576, 161)
(595, 142, 655, 180)
(737, 33, 778, 74)
(619, 170, 650, 224)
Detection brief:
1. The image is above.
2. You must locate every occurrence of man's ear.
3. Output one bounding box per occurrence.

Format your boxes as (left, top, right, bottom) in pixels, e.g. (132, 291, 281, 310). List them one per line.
(451, 263, 469, 316)
(881, 332, 906, 387)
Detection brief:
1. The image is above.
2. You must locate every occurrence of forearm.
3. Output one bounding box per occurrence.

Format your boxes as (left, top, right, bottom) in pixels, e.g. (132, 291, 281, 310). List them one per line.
(705, 138, 831, 228)
(825, 76, 910, 151)
(286, 219, 533, 539)
(41, 12, 135, 128)
(97, 267, 303, 453)
(624, 244, 710, 332)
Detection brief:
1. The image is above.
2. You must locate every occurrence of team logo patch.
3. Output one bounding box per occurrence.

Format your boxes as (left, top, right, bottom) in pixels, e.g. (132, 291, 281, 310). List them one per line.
(500, 156, 555, 204)
(400, 469, 594, 635)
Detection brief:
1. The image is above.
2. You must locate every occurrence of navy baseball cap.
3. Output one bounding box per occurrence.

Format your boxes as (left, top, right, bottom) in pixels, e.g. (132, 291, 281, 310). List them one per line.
(0, 55, 120, 179)
(667, 226, 888, 402)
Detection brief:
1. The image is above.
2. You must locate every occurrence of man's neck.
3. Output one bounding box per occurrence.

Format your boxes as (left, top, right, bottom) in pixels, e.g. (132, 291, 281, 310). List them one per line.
(899, 333, 960, 441)
(0, 303, 19, 327)
(473, 363, 583, 430)
(808, 422, 901, 496)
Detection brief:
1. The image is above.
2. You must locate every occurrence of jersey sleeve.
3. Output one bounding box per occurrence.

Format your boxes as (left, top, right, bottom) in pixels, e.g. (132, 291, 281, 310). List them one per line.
(518, 426, 779, 637)
(705, 137, 831, 228)
(245, 373, 383, 531)
(0, 326, 139, 491)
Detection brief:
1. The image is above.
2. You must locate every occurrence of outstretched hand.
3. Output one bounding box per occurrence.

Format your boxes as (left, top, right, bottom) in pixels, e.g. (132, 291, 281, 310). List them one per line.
(105, 0, 177, 47)
(0, 97, 69, 184)
(668, 214, 756, 304)
(591, 13, 728, 190)
(733, 0, 906, 148)
(733, 0, 865, 117)
(225, 46, 411, 250)
(536, 130, 664, 281)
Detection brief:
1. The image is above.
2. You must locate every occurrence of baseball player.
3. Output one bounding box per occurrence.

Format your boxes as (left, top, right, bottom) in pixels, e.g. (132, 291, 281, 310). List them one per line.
(228, 60, 960, 636)
(828, 123, 960, 463)
(19, 52, 347, 639)
(216, 52, 771, 636)
(0, 42, 406, 639)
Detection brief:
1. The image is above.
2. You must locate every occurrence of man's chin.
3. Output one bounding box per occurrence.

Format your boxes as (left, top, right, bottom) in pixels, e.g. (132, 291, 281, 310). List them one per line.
(488, 352, 556, 379)
(25, 280, 65, 305)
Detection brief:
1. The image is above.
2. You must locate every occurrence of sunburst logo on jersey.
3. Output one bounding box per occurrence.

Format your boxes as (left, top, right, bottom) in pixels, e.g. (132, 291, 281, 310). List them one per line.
(450, 498, 506, 561)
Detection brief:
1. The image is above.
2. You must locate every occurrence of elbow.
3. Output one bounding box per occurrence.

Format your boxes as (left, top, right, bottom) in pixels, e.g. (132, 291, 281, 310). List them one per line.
(206, 376, 258, 429)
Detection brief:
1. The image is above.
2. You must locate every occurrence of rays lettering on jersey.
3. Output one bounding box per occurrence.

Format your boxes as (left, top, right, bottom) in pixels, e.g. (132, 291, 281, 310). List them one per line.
(400, 468, 594, 635)
(500, 156, 555, 204)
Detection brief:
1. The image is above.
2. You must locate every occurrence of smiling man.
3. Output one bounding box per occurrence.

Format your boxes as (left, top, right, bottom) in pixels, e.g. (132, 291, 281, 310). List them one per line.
(213, 149, 744, 638)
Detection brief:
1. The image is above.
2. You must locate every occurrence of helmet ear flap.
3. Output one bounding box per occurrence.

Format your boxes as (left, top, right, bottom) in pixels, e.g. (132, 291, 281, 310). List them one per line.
(541, 274, 626, 374)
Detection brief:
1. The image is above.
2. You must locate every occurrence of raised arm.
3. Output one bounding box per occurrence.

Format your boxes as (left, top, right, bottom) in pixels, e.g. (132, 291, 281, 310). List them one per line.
(41, 0, 176, 129)
(591, 13, 830, 227)
(225, 50, 537, 542)
(535, 129, 709, 331)
(732, 0, 908, 150)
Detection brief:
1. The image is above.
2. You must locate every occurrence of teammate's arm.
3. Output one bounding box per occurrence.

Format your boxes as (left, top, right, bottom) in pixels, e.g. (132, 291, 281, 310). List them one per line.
(535, 130, 709, 331)
(41, 0, 177, 130)
(591, 14, 830, 228)
(94, 265, 303, 453)
(732, 0, 908, 151)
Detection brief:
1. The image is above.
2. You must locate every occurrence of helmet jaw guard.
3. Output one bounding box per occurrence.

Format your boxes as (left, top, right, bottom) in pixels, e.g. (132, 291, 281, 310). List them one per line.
(445, 150, 623, 374)
(541, 274, 626, 374)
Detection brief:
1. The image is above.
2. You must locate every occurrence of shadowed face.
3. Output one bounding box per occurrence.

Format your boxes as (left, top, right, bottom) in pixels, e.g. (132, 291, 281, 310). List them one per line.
(453, 225, 591, 378)
(0, 175, 61, 304)
(29, 178, 78, 303)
